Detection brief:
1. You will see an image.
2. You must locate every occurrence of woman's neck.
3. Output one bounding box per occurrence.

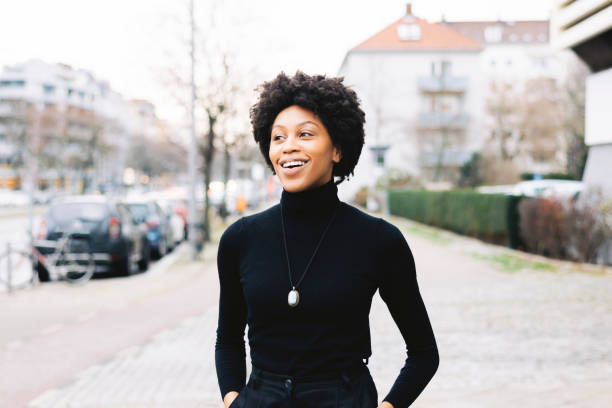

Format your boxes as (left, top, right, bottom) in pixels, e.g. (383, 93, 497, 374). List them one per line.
(280, 178, 340, 217)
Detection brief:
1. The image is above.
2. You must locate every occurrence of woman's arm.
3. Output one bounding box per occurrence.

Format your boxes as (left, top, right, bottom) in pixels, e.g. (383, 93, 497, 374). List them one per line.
(376, 219, 439, 408)
(215, 218, 248, 403)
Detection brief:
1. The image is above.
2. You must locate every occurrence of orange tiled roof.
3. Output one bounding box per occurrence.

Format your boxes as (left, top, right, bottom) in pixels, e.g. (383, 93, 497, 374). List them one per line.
(353, 16, 482, 51)
(444, 20, 550, 45)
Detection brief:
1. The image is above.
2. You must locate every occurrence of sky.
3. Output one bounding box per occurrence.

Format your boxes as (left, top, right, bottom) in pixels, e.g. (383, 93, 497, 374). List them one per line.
(0, 0, 554, 125)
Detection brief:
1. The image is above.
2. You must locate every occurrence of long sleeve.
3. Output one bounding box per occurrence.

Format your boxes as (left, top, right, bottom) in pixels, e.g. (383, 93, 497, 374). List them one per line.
(215, 218, 248, 399)
(377, 219, 439, 408)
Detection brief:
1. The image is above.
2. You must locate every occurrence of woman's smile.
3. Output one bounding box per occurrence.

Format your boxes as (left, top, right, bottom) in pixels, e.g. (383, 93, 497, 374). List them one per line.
(279, 159, 310, 176)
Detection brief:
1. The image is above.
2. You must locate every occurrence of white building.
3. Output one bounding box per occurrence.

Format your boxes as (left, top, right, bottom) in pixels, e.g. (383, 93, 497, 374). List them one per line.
(0, 59, 164, 192)
(446, 19, 578, 175)
(338, 4, 483, 200)
(337, 5, 582, 201)
(552, 0, 612, 195)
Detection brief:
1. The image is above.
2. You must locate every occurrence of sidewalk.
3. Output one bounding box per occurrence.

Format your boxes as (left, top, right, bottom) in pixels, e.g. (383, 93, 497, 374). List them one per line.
(26, 211, 612, 408)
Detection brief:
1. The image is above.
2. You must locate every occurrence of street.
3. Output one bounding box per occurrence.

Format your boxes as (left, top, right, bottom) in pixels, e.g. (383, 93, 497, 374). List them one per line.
(1, 213, 611, 407)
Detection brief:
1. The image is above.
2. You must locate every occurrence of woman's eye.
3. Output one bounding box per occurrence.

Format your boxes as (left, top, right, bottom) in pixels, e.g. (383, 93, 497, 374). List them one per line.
(272, 135, 284, 141)
(300, 132, 312, 137)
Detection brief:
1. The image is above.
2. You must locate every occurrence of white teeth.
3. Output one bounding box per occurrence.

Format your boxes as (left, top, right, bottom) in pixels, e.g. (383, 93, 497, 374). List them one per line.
(282, 160, 306, 168)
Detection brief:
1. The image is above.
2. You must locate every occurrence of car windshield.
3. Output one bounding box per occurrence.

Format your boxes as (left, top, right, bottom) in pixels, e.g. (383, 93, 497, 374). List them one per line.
(128, 203, 150, 220)
(50, 203, 108, 222)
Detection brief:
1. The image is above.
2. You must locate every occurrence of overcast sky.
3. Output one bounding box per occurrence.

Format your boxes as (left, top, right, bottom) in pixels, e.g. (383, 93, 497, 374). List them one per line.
(0, 0, 554, 124)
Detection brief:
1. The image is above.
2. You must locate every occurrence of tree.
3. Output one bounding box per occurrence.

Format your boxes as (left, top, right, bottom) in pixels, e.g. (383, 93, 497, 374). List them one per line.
(59, 106, 112, 193)
(516, 77, 563, 166)
(458, 152, 484, 187)
(159, 0, 259, 242)
(560, 57, 590, 180)
(485, 80, 522, 161)
(485, 77, 567, 178)
(126, 133, 187, 178)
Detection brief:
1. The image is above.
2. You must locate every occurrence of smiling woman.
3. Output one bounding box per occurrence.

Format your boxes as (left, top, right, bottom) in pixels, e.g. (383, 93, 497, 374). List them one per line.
(215, 72, 439, 408)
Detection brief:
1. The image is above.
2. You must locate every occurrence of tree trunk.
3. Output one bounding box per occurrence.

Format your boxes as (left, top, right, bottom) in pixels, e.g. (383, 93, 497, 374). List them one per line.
(201, 112, 216, 242)
(220, 144, 231, 222)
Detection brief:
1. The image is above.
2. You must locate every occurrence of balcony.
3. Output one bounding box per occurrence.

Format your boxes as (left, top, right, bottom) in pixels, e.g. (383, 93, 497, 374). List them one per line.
(418, 75, 468, 93)
(417, 112, 469, 129)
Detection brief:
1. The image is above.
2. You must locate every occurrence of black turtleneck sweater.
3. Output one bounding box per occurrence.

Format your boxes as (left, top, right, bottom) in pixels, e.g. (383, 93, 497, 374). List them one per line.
(215, 179, 439, 408)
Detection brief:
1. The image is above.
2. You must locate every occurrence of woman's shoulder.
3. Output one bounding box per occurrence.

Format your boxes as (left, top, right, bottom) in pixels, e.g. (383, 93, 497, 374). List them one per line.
(340, 202, 401, 236)
(220, 204, 280, 241)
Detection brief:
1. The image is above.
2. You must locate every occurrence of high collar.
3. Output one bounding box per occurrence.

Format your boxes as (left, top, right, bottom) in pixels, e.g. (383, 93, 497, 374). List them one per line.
(280, 178, 340, 217)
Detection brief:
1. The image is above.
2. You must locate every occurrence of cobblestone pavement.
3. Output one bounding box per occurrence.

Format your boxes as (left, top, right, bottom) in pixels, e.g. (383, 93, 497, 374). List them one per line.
(27, 215, 612, 408)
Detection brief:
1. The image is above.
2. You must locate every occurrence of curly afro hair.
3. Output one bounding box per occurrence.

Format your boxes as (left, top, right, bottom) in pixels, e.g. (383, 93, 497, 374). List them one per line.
(250, 71, 365, 185)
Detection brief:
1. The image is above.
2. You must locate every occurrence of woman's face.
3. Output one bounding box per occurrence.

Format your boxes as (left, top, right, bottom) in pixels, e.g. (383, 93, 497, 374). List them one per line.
(269, 105, 341, 193)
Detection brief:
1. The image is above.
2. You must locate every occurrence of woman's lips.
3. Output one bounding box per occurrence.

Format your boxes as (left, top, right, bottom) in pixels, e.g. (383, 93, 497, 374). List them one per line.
(279, 161, 309, 176)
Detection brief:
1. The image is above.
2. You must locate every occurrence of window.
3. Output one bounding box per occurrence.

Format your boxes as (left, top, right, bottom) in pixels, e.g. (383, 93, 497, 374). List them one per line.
(43, 84, 56, 94)
(484, 26, 503, 43)
(430, 60, 452, 77)
(441, 61, 451, 77)
(0, 80, 25, 88)
(397, 23, 421, 41)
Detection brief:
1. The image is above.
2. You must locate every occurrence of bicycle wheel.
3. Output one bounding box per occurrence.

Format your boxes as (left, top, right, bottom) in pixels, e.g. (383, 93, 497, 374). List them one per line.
(55, 239, 95, 285)
(0, 249, 35, 290)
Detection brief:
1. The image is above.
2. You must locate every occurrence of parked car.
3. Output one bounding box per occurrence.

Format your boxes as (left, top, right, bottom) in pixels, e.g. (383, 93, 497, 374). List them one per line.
(123, 199, 174, 259)
(157, 199, 186, 248)
(511, 180, 584, 198)
(34, 195, 150, 280)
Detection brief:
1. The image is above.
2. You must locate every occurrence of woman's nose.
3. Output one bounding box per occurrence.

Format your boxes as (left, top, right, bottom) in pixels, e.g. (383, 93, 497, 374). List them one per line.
(282, 133, 299, 152)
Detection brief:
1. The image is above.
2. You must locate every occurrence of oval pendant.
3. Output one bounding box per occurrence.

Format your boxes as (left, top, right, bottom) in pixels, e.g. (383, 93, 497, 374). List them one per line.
(288, 289, 300, 307)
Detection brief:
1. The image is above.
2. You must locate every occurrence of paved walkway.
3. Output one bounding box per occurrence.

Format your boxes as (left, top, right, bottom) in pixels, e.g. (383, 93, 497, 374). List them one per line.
(27, 214, 612, 408)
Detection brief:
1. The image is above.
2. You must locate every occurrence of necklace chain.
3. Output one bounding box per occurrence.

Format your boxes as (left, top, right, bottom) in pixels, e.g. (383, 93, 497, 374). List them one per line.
(280, 202, 340, 291)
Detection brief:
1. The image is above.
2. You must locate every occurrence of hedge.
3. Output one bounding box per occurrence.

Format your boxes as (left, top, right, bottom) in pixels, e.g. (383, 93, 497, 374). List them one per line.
(388, 189, 523, 248)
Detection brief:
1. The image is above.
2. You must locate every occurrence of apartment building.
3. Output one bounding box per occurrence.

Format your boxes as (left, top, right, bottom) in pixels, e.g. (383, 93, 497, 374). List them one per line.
(552, 0, 612, 195)
(0, 59, 163, 192)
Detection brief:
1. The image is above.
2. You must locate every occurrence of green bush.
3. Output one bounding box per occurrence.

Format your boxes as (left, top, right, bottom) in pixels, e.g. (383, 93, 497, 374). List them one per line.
(388, 189, 523, 247)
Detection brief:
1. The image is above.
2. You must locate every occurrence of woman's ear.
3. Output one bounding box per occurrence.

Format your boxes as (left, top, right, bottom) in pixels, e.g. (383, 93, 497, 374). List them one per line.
(333, 145, 342, 164)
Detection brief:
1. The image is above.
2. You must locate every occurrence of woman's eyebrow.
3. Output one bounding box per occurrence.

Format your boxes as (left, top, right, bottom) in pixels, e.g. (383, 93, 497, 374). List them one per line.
(298, 121, 319, 128)
(272, 121, 319, 129)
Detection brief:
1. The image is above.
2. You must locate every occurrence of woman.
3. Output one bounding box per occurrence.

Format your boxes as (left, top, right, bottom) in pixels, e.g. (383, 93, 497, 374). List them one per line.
(215, 72, 439, 408)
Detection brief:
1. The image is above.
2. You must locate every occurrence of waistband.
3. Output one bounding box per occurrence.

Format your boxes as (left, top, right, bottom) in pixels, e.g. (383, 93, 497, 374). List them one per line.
(251, 361, 367, 384)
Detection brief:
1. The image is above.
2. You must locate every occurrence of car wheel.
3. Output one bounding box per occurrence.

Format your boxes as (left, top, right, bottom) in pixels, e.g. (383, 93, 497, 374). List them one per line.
(160, 236, 167, 257)
(138, 243, 150, 271)
(36, 262, 50, 282)
(116, 255, 132, 277)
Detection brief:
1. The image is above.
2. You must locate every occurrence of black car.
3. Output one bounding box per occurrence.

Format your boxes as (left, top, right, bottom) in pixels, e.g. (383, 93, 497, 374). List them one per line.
(34, 195, 150, 280)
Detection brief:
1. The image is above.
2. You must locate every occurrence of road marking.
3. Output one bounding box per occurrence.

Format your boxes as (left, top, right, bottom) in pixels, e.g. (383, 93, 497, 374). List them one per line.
(40, 324, 63, 336)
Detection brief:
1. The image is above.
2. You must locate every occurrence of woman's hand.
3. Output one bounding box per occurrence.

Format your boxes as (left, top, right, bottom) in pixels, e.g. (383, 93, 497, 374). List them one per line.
(223, 390, 239, 407)
(378, 401, 394, 408)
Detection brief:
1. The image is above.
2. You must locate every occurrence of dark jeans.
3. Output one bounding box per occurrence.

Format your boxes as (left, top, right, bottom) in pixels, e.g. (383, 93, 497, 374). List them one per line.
(229, 361, 378, 408)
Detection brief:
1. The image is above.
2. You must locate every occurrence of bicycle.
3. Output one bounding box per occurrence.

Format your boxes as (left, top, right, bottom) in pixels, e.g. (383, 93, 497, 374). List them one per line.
(0, 242, 37, 292)
(32, 229, 96, 285)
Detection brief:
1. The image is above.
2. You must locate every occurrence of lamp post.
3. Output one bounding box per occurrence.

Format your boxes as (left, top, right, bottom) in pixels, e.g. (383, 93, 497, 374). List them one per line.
(187, 0, 199, 260)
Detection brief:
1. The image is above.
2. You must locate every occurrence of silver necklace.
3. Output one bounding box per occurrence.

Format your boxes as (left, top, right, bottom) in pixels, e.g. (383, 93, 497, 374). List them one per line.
(280, 201, 340, 307)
